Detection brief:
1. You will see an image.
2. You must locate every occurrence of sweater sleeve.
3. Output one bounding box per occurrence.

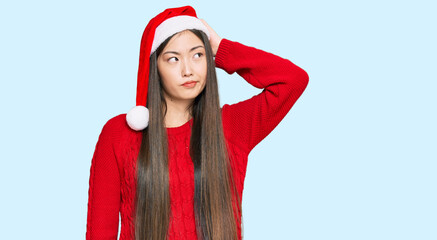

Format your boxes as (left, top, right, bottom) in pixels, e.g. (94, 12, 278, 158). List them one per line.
(216, 39, 309, 153)
(86, 118, 122, 239)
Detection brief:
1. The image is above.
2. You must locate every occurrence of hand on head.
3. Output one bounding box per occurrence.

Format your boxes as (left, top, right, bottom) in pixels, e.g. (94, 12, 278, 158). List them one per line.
(199, 19, 222, 56)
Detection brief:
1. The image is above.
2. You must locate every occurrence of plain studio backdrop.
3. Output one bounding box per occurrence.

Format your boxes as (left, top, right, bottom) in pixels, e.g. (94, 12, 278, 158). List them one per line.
(0, 1, 435, 239)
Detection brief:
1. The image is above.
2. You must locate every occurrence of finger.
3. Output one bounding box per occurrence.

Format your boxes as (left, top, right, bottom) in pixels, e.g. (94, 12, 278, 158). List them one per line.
(200, 19, 218, 39)
(199, 19, 221, 55)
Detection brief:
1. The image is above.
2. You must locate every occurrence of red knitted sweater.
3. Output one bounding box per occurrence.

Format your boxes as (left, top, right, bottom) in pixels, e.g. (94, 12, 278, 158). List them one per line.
(86, 39, 309, 240)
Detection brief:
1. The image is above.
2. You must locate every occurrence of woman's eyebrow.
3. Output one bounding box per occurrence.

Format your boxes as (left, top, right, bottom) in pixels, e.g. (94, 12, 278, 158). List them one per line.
(162, 50, 179, 56)
(190, 45, 204, 51)
(162, 45, 204, 56)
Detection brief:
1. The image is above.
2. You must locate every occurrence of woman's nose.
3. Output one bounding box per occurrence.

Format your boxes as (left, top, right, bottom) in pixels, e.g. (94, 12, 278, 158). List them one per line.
(181, 60, 193, 77)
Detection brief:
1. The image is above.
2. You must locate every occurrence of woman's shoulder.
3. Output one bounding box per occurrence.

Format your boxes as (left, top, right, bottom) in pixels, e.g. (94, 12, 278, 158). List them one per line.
(97, 113, 143, 159)
(102, 113, 128, 130)
(100, 113, 140, 140)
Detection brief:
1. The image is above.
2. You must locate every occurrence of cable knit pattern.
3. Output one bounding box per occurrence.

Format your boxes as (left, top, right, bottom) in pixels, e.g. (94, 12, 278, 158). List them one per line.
(86, 39, 309, 239)
(166, 121, 197, 239)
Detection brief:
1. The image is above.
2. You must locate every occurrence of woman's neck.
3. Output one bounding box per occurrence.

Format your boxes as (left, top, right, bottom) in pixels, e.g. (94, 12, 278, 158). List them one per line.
(163, 97, 193, 128)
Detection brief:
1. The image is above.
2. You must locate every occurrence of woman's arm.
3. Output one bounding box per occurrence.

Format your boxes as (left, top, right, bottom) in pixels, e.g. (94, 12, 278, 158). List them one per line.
(86, 118, 121, 239)
(216, 38, 309, 153)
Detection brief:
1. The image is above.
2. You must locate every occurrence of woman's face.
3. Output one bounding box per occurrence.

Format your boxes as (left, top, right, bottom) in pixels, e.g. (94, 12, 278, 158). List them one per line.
(157, 30, 207, 104)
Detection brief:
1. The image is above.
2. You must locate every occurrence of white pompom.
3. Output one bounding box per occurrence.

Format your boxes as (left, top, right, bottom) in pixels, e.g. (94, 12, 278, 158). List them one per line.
(126, 106, 149, 131)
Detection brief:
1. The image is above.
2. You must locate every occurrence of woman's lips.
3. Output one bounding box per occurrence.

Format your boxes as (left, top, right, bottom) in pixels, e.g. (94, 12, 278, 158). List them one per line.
(182, 81, 197, 88)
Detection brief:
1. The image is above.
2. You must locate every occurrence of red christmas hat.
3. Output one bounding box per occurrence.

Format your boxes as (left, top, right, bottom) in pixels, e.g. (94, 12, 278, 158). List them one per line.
(126, 6, 210, 131)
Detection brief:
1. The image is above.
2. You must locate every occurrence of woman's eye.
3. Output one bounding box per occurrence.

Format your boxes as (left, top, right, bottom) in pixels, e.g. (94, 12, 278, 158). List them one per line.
(194, 53, 203, 58)
(168, 57, 178, 62)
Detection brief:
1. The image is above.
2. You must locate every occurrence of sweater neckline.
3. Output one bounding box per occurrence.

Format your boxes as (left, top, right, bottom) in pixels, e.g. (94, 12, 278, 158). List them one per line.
(166, 118, 193, 136)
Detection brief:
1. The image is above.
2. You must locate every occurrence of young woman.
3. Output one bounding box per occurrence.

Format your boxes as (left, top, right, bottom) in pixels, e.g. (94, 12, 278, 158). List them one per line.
(86, 6, 309, 240)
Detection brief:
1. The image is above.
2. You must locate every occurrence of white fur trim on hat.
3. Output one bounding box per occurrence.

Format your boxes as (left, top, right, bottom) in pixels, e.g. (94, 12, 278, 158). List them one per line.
(151, 15, 210, 54)
(126, 105, 149, 131)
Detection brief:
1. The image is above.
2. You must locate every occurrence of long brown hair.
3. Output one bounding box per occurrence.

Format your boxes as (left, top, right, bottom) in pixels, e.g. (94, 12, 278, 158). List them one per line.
(134, 29, 242, 240)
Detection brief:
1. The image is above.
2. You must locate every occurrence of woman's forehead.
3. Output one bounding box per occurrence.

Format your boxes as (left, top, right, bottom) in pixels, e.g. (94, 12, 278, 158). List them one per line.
(162, 30, 204, 53)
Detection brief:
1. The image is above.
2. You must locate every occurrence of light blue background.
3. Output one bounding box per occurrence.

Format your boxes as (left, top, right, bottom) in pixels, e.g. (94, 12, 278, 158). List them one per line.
(1, 0, 436, 239)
